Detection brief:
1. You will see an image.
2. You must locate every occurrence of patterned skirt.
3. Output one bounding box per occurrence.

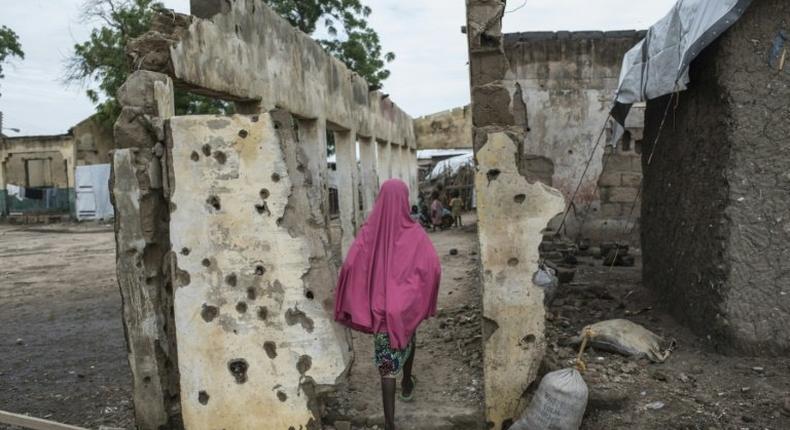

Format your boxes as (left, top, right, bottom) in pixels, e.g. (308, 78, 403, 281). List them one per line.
(374, 333, 416, 378)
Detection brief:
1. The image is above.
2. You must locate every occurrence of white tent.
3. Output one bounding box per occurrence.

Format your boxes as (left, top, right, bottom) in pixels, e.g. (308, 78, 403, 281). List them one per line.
(425, 152, 474, 181)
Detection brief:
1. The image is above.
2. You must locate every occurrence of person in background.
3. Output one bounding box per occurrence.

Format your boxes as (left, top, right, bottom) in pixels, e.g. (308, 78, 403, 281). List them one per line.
(449, 190, 463, 228)
(335, 180, 442, 430)
(410, 205, 420, 223)
(430, 191, 443, 231)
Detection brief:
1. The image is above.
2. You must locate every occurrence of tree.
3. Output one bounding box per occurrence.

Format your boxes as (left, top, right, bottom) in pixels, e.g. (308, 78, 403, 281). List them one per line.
(66, 0, 230, 127)
(0, 25, 24, 79)
(67, 0, 394, 129)
(262, 0, 395, 88)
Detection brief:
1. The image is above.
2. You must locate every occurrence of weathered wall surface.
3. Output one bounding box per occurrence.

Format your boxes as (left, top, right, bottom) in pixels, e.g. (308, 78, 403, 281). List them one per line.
(112, 71, 181, 430)
(0, 135, 76, 215)
(72, 115, 115, 166)
(167, 114, 349, 430)
(114, 1, 419, 428)
(466, 2, 566, 427)
(642, 0, 790, 354)
(504, 30, 644, 203)
(503, 31, 646, 244)
(414, 106, 473, 149)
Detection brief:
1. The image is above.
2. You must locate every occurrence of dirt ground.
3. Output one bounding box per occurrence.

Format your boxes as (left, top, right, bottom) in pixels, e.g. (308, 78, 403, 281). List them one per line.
(2, 217, 790, 430)
(0, 223, 134, 430)
(324, 213, 484, 429)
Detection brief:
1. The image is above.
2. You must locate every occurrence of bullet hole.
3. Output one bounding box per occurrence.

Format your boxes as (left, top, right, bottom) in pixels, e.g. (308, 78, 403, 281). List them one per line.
(235, 24, 241, 35)
(239, 129, 249, 138)
(228, 359, 249, 384)
(143, 376, 152, 384)
(251, 115, 259, 122)
(236, 302, 248, 314)
(257, 306, 268, 321)
(263, 341, 277, 359)
(486, 169, 501, 183)
(296, 355, 312, 375)
(225, 273, 238, 287)
(305, 290, 314, 300)
(521, 334, 536, 344)
(514, 194, 526, 204)
(255, 265, 266, 276)
(285, 307, 315, 333)
(180, 247, 191, 256)
(255, 202, 271, 216)
(508, 258, 520, 267)
(247, 287, 257, 300)
(568, 150, 574, 155)
(277, 391, 288, 402)
(273, 121, 281, 130)
(176, 269, 191, 287)
(206, 195, 221, 211)
(190, 151, 200, 162)
(198, 391, 210, 405)
(213, 151, 227, 164)
(201, 144, 212, 157)
(501, 419, 514, 430)
(202, 258, 211, 267)
(201, 304, 219, 322)
(259, 189, 270, 199)
(271, 173, 281, 182)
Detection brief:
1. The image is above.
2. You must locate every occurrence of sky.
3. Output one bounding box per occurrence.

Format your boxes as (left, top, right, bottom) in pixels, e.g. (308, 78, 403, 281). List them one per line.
(0, 0, 677, 136)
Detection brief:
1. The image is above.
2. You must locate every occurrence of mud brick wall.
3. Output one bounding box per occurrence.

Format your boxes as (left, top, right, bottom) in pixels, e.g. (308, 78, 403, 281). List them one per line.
(466, 1, 566, 427)
(642, 0, 790, 354)
(414, 106, 473, 149)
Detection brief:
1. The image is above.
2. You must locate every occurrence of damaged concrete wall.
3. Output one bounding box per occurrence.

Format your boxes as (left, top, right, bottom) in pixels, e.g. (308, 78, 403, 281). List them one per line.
(414, 106, 473, 149)
(466, 1, 566, 427)
(642, 0, 790, 354)
(166, 113, 349, 429)
(503, 31, 646, 243)
(111, 1, 418, 428)
(111, 71, 181, 429)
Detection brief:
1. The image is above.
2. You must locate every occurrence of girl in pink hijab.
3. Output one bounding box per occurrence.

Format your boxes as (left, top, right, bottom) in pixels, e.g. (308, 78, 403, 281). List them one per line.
(335, 179, 441, 430)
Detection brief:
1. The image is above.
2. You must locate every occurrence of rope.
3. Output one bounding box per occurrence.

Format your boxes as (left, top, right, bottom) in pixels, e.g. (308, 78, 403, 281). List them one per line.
(555, 114, 612, 235)
(574, 328, 593, 373)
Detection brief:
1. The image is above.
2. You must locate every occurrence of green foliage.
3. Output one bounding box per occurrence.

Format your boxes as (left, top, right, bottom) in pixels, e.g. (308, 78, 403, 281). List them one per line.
(67, 0, 394, 130)
(0, 25, 25, 79)
(262, 0, 395, 88)
(67, 0, 230, 128)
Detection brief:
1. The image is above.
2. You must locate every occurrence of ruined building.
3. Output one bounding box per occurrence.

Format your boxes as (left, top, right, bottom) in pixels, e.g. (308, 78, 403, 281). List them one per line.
(111, 0, 417, 428)
(642, 0, 790, 355)
(0, 114, 113, 220)
(419, 30, 647, 245)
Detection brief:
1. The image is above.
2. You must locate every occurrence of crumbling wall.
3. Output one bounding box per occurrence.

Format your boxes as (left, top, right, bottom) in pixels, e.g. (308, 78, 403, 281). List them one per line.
(0, 135, 77, 215)
(414, 106, 473, 149)
(642, 0, 790, 354)
(504, 31, 645, 242)
(111, 71, 181, 429)
(112, 1, 418, 428)
(466, 1, 566, 427)
(72, 115, 115, 166)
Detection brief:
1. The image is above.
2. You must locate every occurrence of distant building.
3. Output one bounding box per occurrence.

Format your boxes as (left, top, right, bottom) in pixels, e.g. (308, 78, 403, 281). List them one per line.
(0, 114, 114, 221)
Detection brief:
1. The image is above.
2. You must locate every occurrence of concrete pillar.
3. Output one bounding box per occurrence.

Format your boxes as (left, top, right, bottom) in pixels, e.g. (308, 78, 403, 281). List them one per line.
(393, 143, 404, 181)
(376, 140, 391, 184)
(334, 129, 359, 257)
(358, 137, 377, 218)
(165, 111, 350, 430)
(296, 118, 330, 226)
(111, 70, 180, 430)
(466, 1, 566, 426)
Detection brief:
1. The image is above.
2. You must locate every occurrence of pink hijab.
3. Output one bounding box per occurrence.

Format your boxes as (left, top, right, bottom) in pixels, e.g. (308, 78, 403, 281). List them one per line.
(334, 179, 441, 349)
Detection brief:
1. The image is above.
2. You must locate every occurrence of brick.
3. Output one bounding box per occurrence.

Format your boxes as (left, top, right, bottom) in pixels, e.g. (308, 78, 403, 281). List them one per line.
(597, 171, 622, 187)
(607, 187, 639, 203)
(600, 203, 625, 217)
(602, 154, 633, 173)
(621, 173, 642, 188)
